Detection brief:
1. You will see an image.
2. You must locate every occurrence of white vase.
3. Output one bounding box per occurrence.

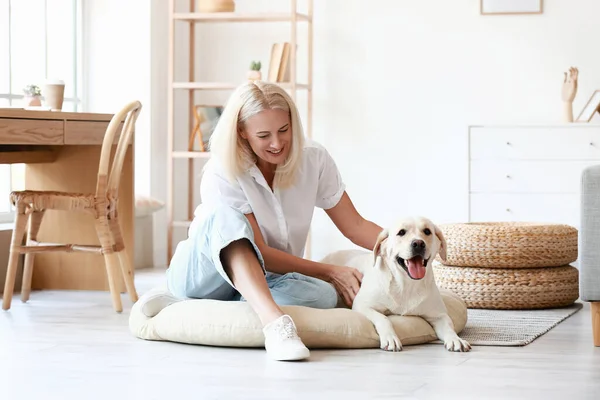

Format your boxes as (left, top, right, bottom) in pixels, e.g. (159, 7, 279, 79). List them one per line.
(247, 70, 262, 81)
(24, 96, 42, 107)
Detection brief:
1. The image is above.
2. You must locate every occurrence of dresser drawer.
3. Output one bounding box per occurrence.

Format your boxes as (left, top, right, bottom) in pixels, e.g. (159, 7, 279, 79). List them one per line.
(470, 127, 600, 160)
(0, 118, 63, 145)
(469, 193, 580, 228)
(470, 160, 597, 194)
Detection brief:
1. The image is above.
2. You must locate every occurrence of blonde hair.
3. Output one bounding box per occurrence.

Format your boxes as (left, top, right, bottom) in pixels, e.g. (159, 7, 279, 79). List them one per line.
(208, 81, 305, 188)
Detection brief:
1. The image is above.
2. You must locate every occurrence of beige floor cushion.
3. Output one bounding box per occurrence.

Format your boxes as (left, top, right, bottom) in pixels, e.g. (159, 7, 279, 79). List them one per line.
(129, 287, 468, 349)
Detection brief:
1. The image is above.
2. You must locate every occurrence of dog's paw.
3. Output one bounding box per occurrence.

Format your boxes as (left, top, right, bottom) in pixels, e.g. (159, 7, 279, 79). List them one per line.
(444, 336, 471, 352)
(379, 333, 403, 352)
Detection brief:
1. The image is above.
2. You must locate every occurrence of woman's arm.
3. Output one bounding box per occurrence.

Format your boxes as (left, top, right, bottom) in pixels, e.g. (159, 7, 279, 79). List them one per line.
(324, 191, 383, 251)
(245, 212, 363, 307)
(244, 212, 331, 279)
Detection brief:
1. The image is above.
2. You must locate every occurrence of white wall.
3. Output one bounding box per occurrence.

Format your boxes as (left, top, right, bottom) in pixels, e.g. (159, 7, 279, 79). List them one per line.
(151, 0, 600, 265)
(83, 0, 152, 196)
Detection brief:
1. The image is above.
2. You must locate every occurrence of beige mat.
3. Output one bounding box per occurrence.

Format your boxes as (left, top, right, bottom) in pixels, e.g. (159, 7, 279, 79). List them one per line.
(455, 303, 583, 346)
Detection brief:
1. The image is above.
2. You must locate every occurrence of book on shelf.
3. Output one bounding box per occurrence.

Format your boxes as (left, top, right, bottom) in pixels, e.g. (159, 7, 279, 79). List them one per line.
(267, 42, 296, 83)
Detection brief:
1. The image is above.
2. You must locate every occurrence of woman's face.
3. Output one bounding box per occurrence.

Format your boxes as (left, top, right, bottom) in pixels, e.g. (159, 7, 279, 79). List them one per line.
(240, 108, 292, 168)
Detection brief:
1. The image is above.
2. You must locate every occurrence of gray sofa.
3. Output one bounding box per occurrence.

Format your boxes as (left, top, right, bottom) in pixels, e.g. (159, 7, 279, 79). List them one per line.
(579, 166, 600, 346)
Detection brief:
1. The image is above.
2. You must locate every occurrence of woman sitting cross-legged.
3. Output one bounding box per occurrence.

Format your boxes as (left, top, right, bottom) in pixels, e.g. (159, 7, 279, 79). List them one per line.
(166, 81, 383, 361)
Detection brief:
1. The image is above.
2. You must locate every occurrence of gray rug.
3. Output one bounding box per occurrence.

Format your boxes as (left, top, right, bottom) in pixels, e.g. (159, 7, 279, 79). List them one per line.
(456, 303, 583, 346)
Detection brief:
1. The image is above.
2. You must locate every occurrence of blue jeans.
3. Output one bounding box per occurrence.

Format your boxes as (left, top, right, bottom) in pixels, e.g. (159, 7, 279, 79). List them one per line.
(166, 204, 338, 309)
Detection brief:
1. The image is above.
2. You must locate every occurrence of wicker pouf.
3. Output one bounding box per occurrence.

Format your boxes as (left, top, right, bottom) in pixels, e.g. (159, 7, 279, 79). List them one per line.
(438, 222, 578, 268)
(433, 263, 579, 310)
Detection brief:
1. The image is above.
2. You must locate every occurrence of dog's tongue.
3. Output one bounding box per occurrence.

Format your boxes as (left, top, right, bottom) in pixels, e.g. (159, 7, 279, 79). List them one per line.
(406, 256, 426, 279)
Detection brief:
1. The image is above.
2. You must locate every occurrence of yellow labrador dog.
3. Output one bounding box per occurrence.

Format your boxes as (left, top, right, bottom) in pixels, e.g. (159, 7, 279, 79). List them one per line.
(321, 216, 471, 352)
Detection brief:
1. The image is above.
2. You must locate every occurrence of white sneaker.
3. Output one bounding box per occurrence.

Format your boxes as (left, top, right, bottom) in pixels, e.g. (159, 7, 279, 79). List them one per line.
(263, 315, 310, 361)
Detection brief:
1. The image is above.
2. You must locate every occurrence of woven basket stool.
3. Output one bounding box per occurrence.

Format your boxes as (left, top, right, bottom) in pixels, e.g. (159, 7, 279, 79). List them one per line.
(432, 263, 579, 310)
(437, 222, 578, 268)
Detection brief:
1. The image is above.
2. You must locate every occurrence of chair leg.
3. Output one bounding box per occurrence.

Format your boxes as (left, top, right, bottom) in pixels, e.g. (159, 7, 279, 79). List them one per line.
(95, 218, 123, 313)
(592, 302, 600, 347)
(108, 217, 138, 303)
(103, 253, 124, 313)
(2, 209, 28, 311)
(116, 250, 138, 303)
(21, 211, 45, 303)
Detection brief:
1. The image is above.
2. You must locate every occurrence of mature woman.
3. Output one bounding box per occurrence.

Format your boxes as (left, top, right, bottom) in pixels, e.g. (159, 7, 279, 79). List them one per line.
(167, 81, 382, 361)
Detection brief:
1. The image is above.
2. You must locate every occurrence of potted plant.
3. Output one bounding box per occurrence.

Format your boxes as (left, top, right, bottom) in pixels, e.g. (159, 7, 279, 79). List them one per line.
(23, 84, 42, 107)
(247, 61, 262, 81)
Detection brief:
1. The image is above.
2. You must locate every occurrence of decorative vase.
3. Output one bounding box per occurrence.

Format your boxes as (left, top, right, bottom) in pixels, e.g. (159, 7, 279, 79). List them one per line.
(197, 0, 235, 12)
(24, 95, 42, 107)
(247, 70, 262, 81)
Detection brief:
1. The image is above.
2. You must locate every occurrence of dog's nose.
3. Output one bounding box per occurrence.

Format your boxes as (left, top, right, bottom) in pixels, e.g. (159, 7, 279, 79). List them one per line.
(411, 240, 425, 249)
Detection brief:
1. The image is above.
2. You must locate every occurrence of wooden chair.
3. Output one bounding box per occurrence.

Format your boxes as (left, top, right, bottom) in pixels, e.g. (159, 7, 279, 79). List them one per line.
(2, 101, 142, 313)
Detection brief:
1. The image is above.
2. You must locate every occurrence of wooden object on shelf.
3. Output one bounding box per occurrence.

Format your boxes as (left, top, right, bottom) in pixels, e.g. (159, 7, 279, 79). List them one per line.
(267, 43, 285, 82)
(267, 42, 293, 83)
(277, 42, 292, 82)
(0, 106, 137, 311)
(167, 0, 314, 262)
(190, 106, 206, 152)
(189, 105, 223, 152)
(173, 12, 310, 22)
(576, 90, 600, 123)
(197, 0, 235, 13)
(561, 66, 578, 123)
(172, 82, 309, 90)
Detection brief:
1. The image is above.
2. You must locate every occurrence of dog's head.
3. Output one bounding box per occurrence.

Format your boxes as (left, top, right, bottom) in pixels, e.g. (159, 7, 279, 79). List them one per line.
(372, 216, 447, 280)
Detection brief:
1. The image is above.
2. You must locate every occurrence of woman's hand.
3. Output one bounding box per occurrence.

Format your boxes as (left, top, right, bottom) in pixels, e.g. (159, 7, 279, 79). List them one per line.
(325, 264, 363, 308)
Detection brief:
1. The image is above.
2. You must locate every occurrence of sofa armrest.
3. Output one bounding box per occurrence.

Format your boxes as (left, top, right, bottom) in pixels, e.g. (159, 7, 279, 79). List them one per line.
(580, 165, 600, 302)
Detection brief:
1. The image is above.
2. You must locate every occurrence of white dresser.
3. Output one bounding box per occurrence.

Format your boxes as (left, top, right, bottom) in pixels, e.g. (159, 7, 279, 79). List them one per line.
(468, 124, 600, 229)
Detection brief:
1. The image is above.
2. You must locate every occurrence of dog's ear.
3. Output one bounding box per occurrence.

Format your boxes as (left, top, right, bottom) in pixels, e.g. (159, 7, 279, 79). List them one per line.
(372, 228, 389, 266)
(434, 224, 447, 262)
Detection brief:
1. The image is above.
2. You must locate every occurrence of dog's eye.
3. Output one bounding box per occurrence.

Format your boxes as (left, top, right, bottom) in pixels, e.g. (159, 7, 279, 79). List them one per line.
(424, 228, 432, 235)
(397, 229, 406, 236)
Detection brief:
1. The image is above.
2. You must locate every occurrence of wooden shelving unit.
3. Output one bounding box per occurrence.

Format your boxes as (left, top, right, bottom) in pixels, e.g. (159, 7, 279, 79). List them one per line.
(172, 12, 311, 22)
(171, 151, 212, 159)
(172, 82, 311, 90)
(166, 0, 313, 262)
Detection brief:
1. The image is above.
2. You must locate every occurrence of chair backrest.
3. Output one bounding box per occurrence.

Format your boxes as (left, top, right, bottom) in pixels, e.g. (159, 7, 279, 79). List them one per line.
(95, 101, 142, 201)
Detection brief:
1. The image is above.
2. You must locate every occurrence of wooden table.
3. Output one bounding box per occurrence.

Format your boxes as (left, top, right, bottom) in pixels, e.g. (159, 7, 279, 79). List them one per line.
(0, 109, 133, 292)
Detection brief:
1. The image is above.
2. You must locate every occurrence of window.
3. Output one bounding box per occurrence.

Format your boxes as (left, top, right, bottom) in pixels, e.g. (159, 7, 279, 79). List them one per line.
(0, 0, 82, 223)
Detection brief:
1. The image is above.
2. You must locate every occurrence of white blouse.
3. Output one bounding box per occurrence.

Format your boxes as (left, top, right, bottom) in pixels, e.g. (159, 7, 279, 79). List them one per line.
(190, 139, 346, 258)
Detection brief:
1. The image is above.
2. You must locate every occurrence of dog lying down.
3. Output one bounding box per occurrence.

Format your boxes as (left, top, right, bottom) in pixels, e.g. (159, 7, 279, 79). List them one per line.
(321, 216, 471, 352)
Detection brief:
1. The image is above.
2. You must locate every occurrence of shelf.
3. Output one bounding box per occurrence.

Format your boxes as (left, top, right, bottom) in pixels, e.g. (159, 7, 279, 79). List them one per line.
(172, 12, 311, 23)
(172, 151, 211, 159)
(0, 146, 58, 164)
(166, 1, 313, 263)
(172, 82, 310, 90)
(172, 220, 192, 228)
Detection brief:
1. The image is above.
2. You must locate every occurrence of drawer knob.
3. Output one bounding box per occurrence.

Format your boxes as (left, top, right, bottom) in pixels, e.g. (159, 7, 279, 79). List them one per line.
(590, 142, 595, 146)
(506, 208, 511, 212)
(506, 141, 511, 146)
(506, 174, 511, 179)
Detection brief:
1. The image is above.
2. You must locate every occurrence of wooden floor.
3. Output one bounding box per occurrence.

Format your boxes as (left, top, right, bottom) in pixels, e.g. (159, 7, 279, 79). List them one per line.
(1, 267, 599, 400)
